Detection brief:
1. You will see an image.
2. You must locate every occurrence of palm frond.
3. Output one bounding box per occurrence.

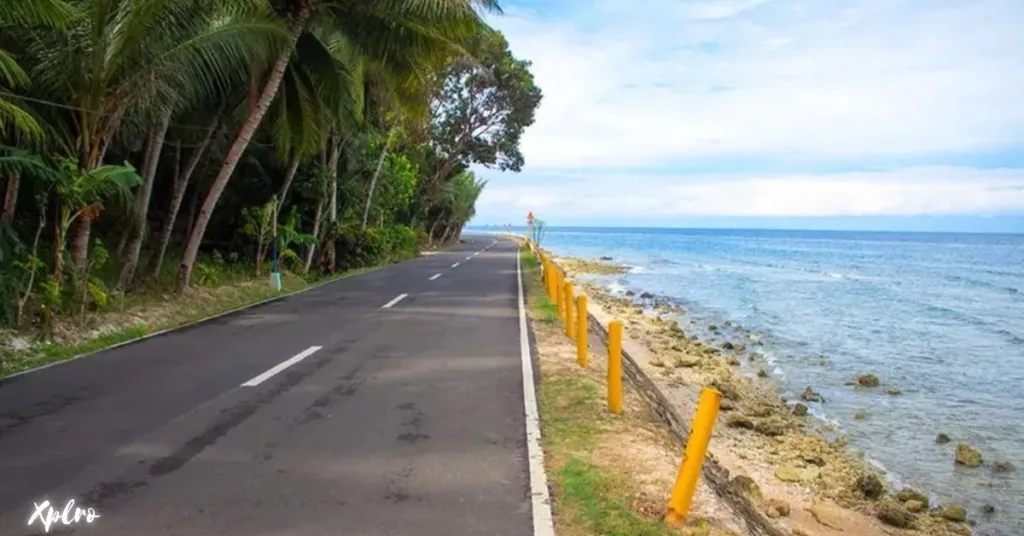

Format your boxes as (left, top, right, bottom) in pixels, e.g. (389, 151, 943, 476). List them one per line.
(0, 0, 77, 28)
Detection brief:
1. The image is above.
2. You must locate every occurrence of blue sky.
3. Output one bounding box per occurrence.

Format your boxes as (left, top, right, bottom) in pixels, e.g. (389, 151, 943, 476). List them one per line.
(469, 0, 1024, 232)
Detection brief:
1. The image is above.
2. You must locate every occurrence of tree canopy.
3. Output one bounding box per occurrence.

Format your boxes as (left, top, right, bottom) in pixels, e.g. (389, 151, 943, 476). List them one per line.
(0, 0, 542, 342)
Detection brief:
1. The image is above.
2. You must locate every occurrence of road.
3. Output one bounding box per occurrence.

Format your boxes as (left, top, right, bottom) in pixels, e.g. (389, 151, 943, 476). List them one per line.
(0, 236, 547, 536)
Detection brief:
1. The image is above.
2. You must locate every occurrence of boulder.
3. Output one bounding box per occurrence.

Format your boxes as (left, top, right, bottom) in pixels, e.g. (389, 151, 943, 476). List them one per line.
(722, 341, 735, 350)
(801, 386, 824, 403)
(887, 386, 903, 395)
(993, 460, 1015, 473)
(708, 324, 719, 332)
(982, 504, 996, 514)
(639, 291, 654, 299)
(942, 504, 967, 522)
(625, 290, 635, 297)
(854, 410, 870, 420)
(729, 475, 763, 504)
(764, 498, 790, 518)
(876, 500, 915, 528)
(757, 368, 769, 378)
(855, 374, 880, 387)
(726, 414, 755, 430)
(775, 465, 819, 482)
(955, 443, 983, 467)
(599, 256, 613, 261)
(711, 380, 741, 401)
(896, 487, 929, 506)
(792, 403, 808, 416)
(673, 355, 702, 368)
(754, 418, 787, 437)
(809, 502, 846, 530)
(855, 473, 885, 499)
(904, 500, 926, 513)
(936, 433, 951, 444)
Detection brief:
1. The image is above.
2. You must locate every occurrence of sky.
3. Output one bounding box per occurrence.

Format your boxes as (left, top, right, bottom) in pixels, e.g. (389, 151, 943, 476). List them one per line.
(468, 0, 1024, 233)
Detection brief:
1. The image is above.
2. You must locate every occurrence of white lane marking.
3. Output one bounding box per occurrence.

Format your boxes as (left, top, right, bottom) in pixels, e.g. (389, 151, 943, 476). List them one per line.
(516, 245, 555, 535)
(473, 251, 480, 257)
(381, 293, 408, 309)
(242, 346, 322, 387)
(429, 273, 442, 281)
(452, 262, 460, 268)
(465, 255, 472, 261)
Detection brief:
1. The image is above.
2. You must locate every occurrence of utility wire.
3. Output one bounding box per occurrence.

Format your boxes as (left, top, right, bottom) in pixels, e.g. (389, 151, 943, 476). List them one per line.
(0, 90, 279, 148)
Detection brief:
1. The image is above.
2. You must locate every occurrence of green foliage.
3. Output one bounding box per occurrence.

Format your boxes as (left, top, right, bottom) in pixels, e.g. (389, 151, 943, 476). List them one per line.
(0, 0, 540, 361)
(333, 222, 418, 269)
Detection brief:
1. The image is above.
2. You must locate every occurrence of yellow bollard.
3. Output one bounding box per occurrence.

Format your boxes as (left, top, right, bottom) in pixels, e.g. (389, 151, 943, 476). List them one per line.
(564, 282, 575, 340)
(555, 270, 565, 320)
(665, 387, 722, 525)
(576, 295, 588, 367)
(607, 320, 623, 414)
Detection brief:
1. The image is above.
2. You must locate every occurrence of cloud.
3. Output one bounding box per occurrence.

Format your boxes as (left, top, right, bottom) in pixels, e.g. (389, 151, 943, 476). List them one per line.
(486, 0, 1024, 170)
(474, 167, 1024, 220)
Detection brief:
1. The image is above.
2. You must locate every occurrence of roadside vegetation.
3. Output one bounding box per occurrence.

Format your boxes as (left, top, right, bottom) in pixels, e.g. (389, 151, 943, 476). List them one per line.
(0, 0, 542, 376)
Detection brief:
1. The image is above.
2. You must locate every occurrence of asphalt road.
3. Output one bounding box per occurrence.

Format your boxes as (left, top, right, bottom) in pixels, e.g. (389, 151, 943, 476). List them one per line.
(0, 236, 536, 536)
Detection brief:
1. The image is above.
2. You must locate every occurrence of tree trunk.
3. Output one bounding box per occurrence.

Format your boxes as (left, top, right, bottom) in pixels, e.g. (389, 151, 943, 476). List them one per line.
(149, 116, 219, 278)
(15, 202, 46, 327)
(427, 219, 441, 245)
(1, 173, 19, 223)
(303, 197, 324, 275)
(70, 214, 91, 269)
(274, 153, 301, 222)
(438, 220, 456, 245)
(176, 5, 311, 293)
(361, 123, 398, 231)
(325, 136, 340, 272)
(119, 108, 172, 289)
(184, 180, 202, 239)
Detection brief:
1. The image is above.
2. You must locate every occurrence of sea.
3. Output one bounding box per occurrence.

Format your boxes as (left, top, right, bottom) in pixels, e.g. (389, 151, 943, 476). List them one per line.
(501, 226, 1024, 536)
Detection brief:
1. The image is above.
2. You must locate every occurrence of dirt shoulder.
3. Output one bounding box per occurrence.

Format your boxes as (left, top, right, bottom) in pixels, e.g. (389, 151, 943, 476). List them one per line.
(521, 248, 746, 536)
(0, 265, 383, 379)
(546, 252, 975, 536)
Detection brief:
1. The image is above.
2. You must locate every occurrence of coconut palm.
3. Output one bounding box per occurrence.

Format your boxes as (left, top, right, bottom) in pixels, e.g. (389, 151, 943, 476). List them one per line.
(177, 0, 503, 292)
(0, 0, 75, 142)
(23, 0, 289, 271)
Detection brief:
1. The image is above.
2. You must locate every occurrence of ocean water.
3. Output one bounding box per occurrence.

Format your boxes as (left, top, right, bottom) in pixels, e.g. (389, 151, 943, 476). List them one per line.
(529, 227, 1024, 535)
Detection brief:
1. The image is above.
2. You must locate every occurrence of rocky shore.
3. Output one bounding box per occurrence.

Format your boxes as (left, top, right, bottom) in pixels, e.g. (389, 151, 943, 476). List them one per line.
(552, 253, 979, 536)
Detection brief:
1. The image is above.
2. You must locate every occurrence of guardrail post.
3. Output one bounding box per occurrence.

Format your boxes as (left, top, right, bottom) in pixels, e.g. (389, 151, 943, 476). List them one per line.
(564, 282, 575, 340)
(665, 387, 722, 525)
(555, 270, 565, 320)
(576, 295, 588, 367)
(607, 320, 623, 414)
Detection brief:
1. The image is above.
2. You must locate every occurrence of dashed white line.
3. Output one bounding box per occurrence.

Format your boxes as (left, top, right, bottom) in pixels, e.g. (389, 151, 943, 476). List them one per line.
(452, 262, 460, 268)
(381, 293, 408, 309)
(473, 252, 480, 257)
(429, 273, 442, 281)
(465, 255, 472, 261)
(242, 346, 322, 387)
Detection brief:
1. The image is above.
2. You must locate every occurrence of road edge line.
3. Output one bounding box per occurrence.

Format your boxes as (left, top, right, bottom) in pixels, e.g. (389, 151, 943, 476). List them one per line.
(516, 240, 556, 536)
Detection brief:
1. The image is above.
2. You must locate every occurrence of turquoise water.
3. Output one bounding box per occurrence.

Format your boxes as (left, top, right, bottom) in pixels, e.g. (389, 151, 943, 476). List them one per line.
(525, 227, 1023, 535)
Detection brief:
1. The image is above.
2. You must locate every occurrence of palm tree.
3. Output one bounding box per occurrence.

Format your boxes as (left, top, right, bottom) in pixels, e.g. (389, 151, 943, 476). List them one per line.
(24, 0, 288, 271)
(0, 0, 75, 142)
(176, 0, 502, 292)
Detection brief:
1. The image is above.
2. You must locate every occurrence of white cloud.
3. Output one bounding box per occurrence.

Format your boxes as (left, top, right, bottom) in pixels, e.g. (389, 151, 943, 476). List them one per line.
(488, 0, 1024, 169)
(475, 167, 1024, 219)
